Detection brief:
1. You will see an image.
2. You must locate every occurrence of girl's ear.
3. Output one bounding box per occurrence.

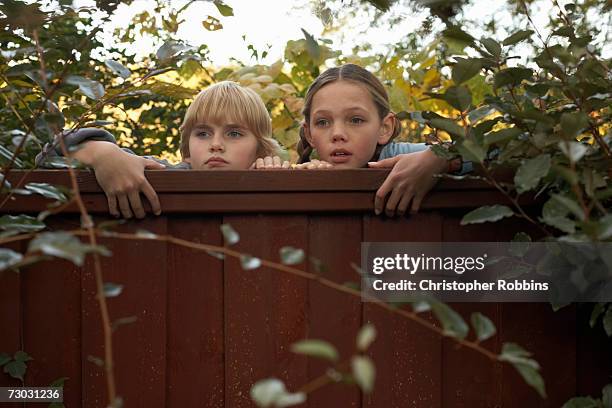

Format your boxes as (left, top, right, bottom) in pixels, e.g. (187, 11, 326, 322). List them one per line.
(302, 123, 314, 145)
(377, 112, 395, 145)
(184, 156, 191, 164)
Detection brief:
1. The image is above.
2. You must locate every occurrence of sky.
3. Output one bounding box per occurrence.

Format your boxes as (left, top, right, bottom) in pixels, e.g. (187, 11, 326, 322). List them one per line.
(70, 0, 609, 66)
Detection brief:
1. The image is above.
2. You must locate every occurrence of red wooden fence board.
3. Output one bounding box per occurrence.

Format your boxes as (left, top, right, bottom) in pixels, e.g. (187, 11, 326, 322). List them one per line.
(306, 215, 362, 407)
(224, 215, 309, 407)
(166, 216, 224, 407)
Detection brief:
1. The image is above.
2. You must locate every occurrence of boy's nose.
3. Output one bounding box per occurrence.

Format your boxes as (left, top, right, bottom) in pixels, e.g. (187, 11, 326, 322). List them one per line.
(209, 134, 225, 152)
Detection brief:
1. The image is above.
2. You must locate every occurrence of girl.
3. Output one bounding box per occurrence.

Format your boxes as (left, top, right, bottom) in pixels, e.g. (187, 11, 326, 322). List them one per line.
(292, 64, 465, 216)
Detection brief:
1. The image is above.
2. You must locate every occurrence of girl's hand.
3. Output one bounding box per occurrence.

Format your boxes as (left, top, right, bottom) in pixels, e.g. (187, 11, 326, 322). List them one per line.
(367, 148, 448, 216)
(251, 156, 291, 169)
(293, 159, 333, 169)
(74, 141, 165, 219)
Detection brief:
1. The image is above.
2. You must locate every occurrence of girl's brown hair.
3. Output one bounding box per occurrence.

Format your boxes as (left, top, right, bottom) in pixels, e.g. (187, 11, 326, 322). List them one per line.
(297, 64, 401, 163)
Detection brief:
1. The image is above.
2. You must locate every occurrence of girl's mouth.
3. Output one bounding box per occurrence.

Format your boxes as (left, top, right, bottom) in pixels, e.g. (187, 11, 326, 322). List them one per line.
(205, 156, 229, 167)
(330, 149, 352, 163)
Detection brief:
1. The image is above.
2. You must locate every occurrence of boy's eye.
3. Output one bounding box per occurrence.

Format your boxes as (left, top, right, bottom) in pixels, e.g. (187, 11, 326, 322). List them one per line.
(315, 118, 329, 127)
(197, 131, 210, 138)
(227, 130, 243, 138)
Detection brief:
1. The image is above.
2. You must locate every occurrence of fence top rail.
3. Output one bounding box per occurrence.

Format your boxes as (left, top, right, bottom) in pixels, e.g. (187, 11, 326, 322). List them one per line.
(2, 169, 528, 213)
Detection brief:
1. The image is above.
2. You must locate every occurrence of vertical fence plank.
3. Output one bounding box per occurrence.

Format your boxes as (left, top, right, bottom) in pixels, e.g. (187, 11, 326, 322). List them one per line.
(224, 215, 309, 407)
(0, 241, 23, 408)
(21, 218, 82, 407)
(307, 215, 362, 408)
(82, 217, 168, 408)
(576, 304, 612, 397)
(166, 216, 224, 407)
(363, 213, 443, 408)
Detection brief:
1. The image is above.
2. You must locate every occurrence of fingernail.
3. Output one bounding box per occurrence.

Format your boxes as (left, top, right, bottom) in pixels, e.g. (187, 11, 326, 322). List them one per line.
(374, 209, 381, 215)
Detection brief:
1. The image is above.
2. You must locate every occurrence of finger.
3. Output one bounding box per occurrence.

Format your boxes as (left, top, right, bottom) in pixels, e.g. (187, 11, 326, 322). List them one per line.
(282, 161, 290, 169)
(374, 179, 393, 215)
(144, 159, 166, 170)
(128, 190, 146, 219)
(410, 193, 425, 214)
(106, 193, 119, 218)
(385, 185, 407, 217)
(117, 194, 133, 219)
(264, 156, 273, 168)
(254, 158, 265, 169)
(397, 190, 415, 217)
(367, 156, 401, 168)
(272, 156, 281, 168)
(141, 180, 161, 216)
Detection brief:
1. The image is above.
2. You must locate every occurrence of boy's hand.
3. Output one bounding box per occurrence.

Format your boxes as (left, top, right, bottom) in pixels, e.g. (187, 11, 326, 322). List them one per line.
(293, 159, 333, 169)
(74, 141, 165, 219)
(368, 148, 448, 217)
(251, 156, 291, 169)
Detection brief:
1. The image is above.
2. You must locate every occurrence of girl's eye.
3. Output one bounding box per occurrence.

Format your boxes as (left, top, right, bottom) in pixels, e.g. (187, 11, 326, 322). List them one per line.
(197, 131, 210, 138)
(350, 117, 364, 124)
(315, 118, 329, 127)
(228, 130, 243, 138)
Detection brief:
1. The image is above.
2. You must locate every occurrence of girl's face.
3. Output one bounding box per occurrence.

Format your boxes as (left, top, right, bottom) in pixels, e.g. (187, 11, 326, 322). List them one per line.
(185, 122, 258, 169)
(304, 80, 394, 168)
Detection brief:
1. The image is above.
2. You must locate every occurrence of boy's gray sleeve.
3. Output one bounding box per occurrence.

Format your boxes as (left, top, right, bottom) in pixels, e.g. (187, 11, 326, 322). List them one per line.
(35, 128, 117, 167)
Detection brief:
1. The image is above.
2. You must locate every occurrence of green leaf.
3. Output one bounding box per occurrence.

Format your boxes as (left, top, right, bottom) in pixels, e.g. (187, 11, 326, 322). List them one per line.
(412, 300, 431, 313)
(104, 60, 130, 79)
(558, 141, 588, 162)
(24, 182, 68, 202)
(13, 351, 31, 362)
(551, 194, 585, 221)
(240, 255, 261, 270)
(431, 301, 469, 339)
(290, 339, 338, 362)
(444, 86, 472, 111)
(356, 323, 377, 352)
(471, 312, 496, 341)
(604, 308, 612, 337)
(456, 139, 486, 163)
(214, 1, 234, 16)
(481, 38, 502, 58)
(560, 112, 590, 138)
(509, 232, 531, 257)
(0, 353, 11, 366)
(156, 41, 188, 61)
(502, 30, 534, 46)
(452, 58, 482, 85)
(590, 303, 607, 328)
(602, 383, 612, 408)
(514, 154, 551, 194)
(499, 343, 546, 398)
(279, 246, 305, 265)
(220, 224, 239, 245)
(562, 397, 599, 408)
(442, 26, 475, 46)
(467, 105, 495, 124)
(0, 248, 23, 270)
(103, 282, 123, 298)
(28, 231, 108, 266)
(494, 68, 533, 89)
(3, 360, 26, 381)
(250, 378, 306, 408)
(301, 28, 320, 61)
(461, 205, 514, 225)
(429, 118, 464, 138)
(0, 145, 24, 168)
(66, 75, 105, 100)
(484, 127, 522, 146)
(0, 214, 45, 233)
(351, 356, 375, 394)
(553, 27, 575, 38)
(598, 215, 612, 240)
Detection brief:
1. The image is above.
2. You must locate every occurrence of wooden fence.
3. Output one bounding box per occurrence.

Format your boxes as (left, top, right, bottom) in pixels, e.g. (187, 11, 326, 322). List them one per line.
(0, 169, 610, 407)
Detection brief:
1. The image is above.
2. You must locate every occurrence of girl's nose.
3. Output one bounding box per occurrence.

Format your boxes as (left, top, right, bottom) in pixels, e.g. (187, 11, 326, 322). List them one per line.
(331, 124, 347, 142)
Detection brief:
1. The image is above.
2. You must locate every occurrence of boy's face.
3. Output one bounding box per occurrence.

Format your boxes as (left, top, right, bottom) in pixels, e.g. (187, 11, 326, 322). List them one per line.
(185, 122, 259, 170)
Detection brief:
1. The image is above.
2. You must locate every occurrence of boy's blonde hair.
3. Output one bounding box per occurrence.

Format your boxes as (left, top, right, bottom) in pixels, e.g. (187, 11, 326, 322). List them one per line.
(179, 81, 279, 159)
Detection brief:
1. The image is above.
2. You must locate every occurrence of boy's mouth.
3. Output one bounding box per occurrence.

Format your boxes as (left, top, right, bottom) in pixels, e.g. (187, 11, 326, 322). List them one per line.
(205, 156, 229, 167)
(330, 149, 352, 164)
